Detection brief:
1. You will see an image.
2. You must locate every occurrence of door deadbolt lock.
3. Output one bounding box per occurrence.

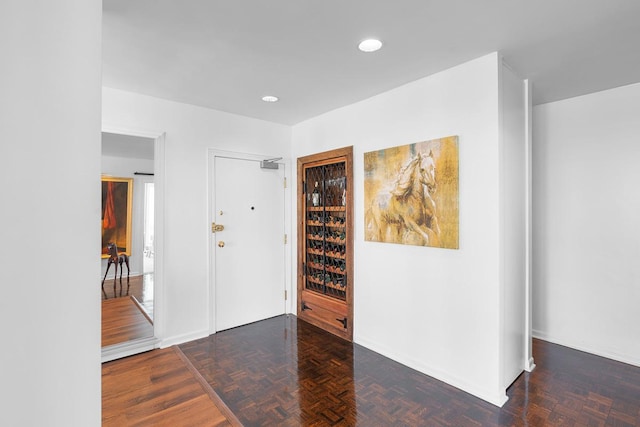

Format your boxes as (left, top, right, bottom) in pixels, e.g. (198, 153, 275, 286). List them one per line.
(218, 241, 225, 248)
(211, 222, 225, 233)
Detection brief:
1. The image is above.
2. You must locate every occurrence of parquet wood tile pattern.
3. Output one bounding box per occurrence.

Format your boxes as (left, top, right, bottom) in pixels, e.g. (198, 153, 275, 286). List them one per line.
(102, 347, 238, 426)
(179, 315, 640, 426)
(101, 296, 154, 347)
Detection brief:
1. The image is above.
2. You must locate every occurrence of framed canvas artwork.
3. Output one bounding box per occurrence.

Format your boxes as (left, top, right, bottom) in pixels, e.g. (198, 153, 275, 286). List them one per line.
(364, 136, 459, 249)
(101, 176, 133, 258)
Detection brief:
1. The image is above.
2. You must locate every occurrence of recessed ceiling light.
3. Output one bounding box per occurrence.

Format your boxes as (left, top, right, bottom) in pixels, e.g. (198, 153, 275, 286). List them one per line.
(262, 95, 279, 103)
(358, 39, 382, 53)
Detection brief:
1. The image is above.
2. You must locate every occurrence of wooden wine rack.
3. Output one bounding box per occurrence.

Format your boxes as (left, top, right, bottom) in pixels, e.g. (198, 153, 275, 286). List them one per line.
(297, 146, 353, 341)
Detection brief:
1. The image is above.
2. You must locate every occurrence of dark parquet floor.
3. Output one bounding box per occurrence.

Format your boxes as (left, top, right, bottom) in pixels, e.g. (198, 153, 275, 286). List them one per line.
(179, 315, 640, 426)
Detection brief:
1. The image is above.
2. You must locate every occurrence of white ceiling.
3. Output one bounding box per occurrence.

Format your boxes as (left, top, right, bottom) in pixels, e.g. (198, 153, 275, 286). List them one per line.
(102, 132, 154, 159)
(102, 0, 640, 125)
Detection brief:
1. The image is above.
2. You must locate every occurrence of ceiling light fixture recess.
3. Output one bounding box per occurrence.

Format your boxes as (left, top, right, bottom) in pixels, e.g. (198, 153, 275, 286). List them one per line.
(262, 95, 279, 103)
(358, 39, 382, 53)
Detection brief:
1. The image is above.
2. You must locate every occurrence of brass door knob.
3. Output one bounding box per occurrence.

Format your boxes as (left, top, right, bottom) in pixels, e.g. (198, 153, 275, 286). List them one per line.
(218, 241, 225, 248)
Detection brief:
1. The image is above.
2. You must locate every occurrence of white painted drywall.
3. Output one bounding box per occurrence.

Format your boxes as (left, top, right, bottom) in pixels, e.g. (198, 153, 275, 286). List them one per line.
(292, 53, 517, 405)
(533, 82, 640, 367)
(102, 88, 292, 344)
(499, 62, 528, 388)
(0, 2, 102, 426)
(101, 155, 155, 277)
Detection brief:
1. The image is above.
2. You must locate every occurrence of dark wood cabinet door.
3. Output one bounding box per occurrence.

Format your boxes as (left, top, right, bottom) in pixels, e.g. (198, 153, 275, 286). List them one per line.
(297, 146, 353, 341)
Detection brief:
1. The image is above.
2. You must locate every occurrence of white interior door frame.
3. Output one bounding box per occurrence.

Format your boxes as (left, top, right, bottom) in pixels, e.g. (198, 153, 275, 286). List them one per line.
(101, 123, 166, 362)
(207, 148, 292, 334)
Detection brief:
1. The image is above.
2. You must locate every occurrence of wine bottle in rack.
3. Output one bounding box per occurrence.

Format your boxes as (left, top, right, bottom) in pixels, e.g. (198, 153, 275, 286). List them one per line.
(312, 181, 320, 207)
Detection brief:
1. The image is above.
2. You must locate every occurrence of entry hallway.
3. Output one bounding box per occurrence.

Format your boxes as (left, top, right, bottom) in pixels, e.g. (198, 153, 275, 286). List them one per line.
(103, 315, 640, 426)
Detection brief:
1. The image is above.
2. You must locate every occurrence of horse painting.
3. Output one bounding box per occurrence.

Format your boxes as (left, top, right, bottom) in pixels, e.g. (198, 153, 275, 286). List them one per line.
(366, 151, 441, 246)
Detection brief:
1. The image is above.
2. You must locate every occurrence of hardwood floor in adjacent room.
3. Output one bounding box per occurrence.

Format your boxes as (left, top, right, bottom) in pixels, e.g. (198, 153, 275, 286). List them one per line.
(102, 347, 240, 426)
(101, 296, 153, 347)
(177, 315, 640, 426)
(102, 273, 155, 347)
(102, 273, 154, 318)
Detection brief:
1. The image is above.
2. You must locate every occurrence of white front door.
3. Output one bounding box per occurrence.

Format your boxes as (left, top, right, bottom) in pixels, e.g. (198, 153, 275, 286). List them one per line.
(213, 156, 285, 331)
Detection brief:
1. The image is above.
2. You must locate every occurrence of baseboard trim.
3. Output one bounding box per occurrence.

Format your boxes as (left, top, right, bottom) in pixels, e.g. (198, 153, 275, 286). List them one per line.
(355, 335, 508, 407)
(533, 329, 640, 368)
(102, 336, 159, 363)
(159, 329, 210, 348)
(525, 357, 536, 372)
(99, 271, 143, 281)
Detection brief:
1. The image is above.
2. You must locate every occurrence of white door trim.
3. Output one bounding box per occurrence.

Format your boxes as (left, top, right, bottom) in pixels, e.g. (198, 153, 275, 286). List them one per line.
(207, 148, 292, 334)
(101, 124, 166, 361)
(523, 80, 536, 372)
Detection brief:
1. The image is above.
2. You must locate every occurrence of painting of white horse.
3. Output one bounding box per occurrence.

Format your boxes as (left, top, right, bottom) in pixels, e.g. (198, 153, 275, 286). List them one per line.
(364, 136, 459, 249)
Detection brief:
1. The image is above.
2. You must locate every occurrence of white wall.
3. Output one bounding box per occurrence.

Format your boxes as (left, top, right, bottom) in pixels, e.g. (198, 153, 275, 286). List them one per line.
(533, 82, 640, 367)
(499, 62, 528, 388)
(0, 2, 102, 426)
(292, 53, 525, 406)
(102, 88, 292, 345)
(101, 155, 155, 277)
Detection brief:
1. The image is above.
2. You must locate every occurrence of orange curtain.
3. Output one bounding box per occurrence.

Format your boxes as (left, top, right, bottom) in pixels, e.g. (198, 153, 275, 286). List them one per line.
(103, 181, 117, 230)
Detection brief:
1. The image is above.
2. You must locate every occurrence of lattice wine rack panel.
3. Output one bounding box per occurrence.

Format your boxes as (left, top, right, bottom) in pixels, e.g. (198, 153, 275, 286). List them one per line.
(304, 161, 347, 300)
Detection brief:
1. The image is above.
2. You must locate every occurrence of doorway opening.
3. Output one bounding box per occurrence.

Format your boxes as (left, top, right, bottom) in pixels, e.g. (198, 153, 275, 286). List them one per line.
(101, 128, 165, 362)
